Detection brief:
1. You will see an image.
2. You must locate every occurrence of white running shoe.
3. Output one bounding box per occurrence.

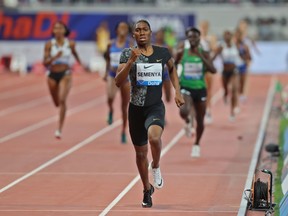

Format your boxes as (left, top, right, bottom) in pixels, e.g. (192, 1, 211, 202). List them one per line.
(191, 145, 201, 157)
(234, 107, 241, 114)
(205, 114, 213, 125)
(239, 95, 247, 103)
(229, 115, 236, 122)
(151, 166, 164, 189)
(54, 130, 61, 139)
(185, 121, 193, 137)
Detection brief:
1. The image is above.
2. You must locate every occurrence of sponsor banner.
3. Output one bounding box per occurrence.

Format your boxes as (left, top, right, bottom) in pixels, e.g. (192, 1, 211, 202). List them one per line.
(0, 12, 127, 41)
(0, 12, 195, 41)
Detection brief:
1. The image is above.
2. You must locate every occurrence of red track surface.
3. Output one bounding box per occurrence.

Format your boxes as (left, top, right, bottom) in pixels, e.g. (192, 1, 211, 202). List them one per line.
(0, 72, 276, 215)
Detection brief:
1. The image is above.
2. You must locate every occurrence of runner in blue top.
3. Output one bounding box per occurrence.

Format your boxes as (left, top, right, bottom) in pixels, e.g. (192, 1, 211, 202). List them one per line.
(103, 21, 132, 143)
(235, 29, 252, 103)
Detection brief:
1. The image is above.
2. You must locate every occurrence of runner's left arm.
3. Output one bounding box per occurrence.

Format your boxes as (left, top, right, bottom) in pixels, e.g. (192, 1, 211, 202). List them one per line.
(166, 58, 184, 107)
(70, 41, 82, 65)
(115, 47, 141, 87)
(199, 51, 216, 74)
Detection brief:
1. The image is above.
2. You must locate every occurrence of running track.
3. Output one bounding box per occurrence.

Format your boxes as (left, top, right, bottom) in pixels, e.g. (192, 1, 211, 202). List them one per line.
(0, 72, 282, 216)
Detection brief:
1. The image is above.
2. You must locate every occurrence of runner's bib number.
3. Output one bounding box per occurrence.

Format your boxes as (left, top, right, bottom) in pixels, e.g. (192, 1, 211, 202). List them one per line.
(110, 52, 121, 67)
(136, 63, 162, 86)
(183, 62, 203, 79)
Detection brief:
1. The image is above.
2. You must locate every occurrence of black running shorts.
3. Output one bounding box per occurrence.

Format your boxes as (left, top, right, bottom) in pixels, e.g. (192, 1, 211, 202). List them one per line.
(181, 87, 207, 103)
(128, 101, 165, 146)
(222, 68, 238, 80)
(48, 70, 70, 84)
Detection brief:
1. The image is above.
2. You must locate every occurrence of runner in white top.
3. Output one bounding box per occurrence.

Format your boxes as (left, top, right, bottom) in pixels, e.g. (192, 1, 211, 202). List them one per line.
(43, 21, 82, 139)
(212, 30, 242, 121)
(199, 20, 217, 125)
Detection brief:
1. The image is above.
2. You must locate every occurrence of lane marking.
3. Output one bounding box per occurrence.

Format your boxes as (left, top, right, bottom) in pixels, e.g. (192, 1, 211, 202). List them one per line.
(0, 96, 105, 144)
(0, 85, 44, 100)
(0, 97, 49, 117)
(0, 172, 247, 177)
(0, 209, 238, 213)
(0, 120, 122, 194)
(0, 78, 101, 117)
(211, 89, 223, 105)
(0, 77, 28, 89)
(99, 129, 185, 216)
(99, 88, 225, 216)
(237, 77, 276, 216)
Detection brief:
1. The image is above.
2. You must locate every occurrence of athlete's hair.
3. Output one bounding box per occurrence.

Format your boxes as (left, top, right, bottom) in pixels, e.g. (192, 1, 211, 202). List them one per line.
(52, 21, 70, 37)
(133, 19, 151, 31)
(185, 27, 201, 36)
(114, 21, 131, 34)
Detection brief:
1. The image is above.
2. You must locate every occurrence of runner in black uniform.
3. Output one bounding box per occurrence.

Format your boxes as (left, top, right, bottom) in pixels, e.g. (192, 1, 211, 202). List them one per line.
(115, 20, 184, 208)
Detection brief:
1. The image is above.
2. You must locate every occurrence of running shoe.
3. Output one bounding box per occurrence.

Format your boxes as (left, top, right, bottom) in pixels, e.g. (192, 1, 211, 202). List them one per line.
(142, 184, 154, 208)
(205, 113, 213, 125)
(229, 115, 236, 122)
(151, 166, 164, 189)
(54, 130, 61, 139)
(121, 132, 127, 144)
(107, 111, 113, 125)
(185, 122, 192, 137)
(239, 95, 247, 103)
(191, 145, 201, 157)
(185, 116, 194, 137)
(234, 107, 241, 114)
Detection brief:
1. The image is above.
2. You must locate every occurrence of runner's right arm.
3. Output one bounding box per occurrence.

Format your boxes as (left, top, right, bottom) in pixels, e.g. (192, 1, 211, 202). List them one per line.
(103, 42, 111, 81)
(115, 47, 141, 87)
(211, 45, 222, 61)
(43, 42, 62, 67)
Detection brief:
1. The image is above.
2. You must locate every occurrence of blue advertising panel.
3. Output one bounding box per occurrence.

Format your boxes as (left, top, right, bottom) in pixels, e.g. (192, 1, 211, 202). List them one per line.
(0, 12, 195, 41)
(0, 12, 127, 41)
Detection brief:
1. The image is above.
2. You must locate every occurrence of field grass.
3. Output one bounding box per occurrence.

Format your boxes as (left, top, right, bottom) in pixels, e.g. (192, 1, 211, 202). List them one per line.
(274, 117, 288, 215)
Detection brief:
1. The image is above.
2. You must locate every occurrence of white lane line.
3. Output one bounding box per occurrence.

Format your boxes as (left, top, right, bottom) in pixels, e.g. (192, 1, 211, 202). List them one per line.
(237, 77, 276, 216)
(99, 88, 224, 216)
(0, 85, 43, 100)
(0, 97, 49, 117)
(0, 77, 28, 89)
(0, 78, 101, 117)
(0, 172, 247, 177)
(0, 96, 105, 144)
(0, 120, 122, 194)
(0, 209, 238, 213)
(99, 129, 185, 216)
(211, 89, 223, 105)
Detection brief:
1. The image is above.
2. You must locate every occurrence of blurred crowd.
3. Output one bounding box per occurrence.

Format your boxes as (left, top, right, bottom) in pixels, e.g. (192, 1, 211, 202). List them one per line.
(242, 17, 288, 41)
(1, 0, 288, 7)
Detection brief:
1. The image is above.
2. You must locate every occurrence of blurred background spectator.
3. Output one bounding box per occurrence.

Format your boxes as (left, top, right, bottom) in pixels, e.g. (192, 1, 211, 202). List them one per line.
(1, 0, 288, 74)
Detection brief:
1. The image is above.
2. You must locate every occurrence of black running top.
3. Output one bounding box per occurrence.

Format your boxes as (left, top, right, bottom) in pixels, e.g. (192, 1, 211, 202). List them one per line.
(119, 45, 171, 107)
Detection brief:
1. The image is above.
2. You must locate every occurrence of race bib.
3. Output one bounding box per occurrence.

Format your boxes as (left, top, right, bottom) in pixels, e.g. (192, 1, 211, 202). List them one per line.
(110, 52, 121, 67)
(183, 62, 203, 79)
(136, 63, 162, 86)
